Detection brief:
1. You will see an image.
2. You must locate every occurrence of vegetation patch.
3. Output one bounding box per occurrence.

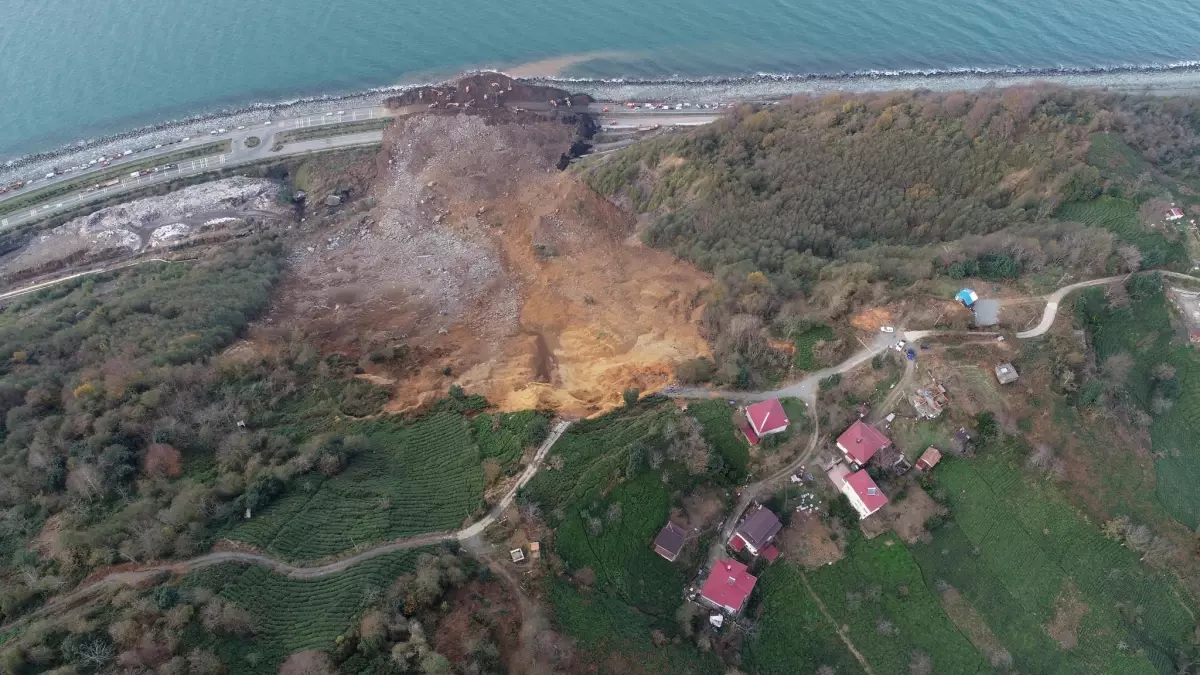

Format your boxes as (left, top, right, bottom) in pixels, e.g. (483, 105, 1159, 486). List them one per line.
(1074, 277, 1200, 528)
(1056, 197, 1187, 267)
(792, 323, 835, 371)
(686, 399, 749, 482)
(910, 445, 1195, 674)
(179, 549, 430, 672)
(472, 410, 547, 475)
(224, 413, 484, 562)
(743, 564, 866, 674)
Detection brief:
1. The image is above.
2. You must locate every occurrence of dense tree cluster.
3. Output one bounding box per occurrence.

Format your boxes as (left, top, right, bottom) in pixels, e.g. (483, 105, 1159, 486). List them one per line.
(584, 86, 1200, 386)
(0, 237, 396, 623)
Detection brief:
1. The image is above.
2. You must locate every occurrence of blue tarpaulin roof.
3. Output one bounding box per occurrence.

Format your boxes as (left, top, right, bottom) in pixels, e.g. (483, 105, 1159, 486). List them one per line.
(956, 289, 978, 305)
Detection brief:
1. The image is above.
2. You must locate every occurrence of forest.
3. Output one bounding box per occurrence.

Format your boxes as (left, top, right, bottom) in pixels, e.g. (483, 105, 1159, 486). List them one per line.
(584, 87, 1200, 386)
(0, 236, 409, 627)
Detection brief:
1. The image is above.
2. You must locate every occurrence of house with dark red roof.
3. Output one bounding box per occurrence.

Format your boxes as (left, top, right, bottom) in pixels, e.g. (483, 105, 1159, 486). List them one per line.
(742, 398, 789, 445)
(730, 505, 782, 556)
(836, 420, 892, 467)
(699, 558, 757, 615)
(653, 522, 687, 562)
(841, 469, 888, 518)
(916, 447, 942, 471)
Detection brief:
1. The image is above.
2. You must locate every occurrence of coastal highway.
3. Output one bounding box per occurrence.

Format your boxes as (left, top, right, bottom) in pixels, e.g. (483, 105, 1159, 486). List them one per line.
(0, 102, 720, 230)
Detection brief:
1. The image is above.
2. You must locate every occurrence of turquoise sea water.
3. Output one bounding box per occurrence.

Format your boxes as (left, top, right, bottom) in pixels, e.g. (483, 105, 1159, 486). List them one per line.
(1, 0, 1199, 159)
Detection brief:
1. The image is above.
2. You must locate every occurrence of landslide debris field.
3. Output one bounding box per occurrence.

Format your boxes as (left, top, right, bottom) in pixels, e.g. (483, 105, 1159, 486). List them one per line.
(265, 111, 711, 415)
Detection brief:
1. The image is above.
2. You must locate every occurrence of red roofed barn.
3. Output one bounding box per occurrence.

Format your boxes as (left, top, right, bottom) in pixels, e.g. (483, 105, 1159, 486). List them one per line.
(841, 469, 888, 519)
(699, 558, 758, 615)
(745, 399, 789, 444)
(730, 505, 782, 556)
(836, 420, 892, 466)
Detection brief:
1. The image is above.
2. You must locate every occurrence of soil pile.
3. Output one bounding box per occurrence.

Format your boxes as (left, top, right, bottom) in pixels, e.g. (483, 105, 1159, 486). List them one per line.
(269, 111, 710, 416)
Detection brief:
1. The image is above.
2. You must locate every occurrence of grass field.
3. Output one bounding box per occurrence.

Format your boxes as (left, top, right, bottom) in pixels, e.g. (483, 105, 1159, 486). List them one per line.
(910, 447, 1196, 674)
(686, 399, 749, 482)
(180, 548, 430, 672)
(278, 118, 392, 144)
(1075, 282, 1200, 528)
(793, 323, 835, 371)
(744, 564, 867, 674)
(1056, 197, 1188, 267)
(224, 413, 483, 562)
(0, 141, 231, 217)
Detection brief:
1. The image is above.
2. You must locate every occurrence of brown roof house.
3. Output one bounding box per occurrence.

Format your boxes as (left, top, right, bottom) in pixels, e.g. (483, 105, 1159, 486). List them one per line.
(653, 522, 687, 562)
(730, 505, 782, 556)
(917, 446, 942, 471)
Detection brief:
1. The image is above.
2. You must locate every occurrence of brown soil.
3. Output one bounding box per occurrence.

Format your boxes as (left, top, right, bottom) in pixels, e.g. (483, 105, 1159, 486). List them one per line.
(1046, 579, 1088, 651)
(940, 586, 1012, 666)
(866, 485, 946, 544)
(679, 489, 727, 533)
(849, 307, 894, 331)
(780, 513, 843, 569)
(265, 110, 710, 416)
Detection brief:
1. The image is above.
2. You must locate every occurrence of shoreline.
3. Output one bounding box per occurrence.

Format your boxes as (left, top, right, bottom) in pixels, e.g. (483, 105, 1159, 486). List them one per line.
(6, 61, 1200, 185)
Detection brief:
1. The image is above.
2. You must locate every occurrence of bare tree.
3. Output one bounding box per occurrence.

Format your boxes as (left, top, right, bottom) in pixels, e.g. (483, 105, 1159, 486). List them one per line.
(1027, 445, 1055, 471)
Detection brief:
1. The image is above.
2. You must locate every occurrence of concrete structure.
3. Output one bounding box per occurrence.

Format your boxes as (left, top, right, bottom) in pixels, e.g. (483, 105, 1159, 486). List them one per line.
(653, 522, 687, 562)
(917, 447, 942, 471)
(509, 548, 525, 563)
(699, 558, 758, 615)
(730, 505, 782, 556)
(841, 469, 888, 519)
(995, 363, 1019, 384)
(836, 420, 892, 467)
(973, 298, 1001, 326)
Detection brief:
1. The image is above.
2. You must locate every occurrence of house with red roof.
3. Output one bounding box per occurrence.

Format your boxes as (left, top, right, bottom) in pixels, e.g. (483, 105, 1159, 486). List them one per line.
(916, 446, 942, 471)
(730, 505, 782, 556)
(841, 469, 888, 519)
(1167, 207, 1185, 221)
(836, 420, 892, 467)
(699, 558, 758, 615)
(742, 398, 789, 445)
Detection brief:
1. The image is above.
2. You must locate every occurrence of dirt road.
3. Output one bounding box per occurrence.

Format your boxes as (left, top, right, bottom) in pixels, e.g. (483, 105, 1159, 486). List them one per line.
(1016, 271, 1199, 338)
(2, 420, 572, 633)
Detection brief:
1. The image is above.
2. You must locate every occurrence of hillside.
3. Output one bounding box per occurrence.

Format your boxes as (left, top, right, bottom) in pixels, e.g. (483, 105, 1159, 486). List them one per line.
(582, 87, 1200, 386)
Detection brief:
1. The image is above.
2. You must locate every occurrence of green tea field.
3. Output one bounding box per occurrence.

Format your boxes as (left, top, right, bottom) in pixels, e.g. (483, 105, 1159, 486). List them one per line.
(180, 548, 430, 672)
(687, 399, 749, 482)
(225, 413, 483, 562)
(910, 448, 1195, 674)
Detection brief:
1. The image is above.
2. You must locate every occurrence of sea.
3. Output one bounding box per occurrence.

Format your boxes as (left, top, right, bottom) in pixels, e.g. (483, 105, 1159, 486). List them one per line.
(2, 0, 1200, 164)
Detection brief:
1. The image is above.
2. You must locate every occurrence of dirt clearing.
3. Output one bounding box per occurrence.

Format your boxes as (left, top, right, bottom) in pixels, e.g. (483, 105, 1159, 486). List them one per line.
(1046, 579, 1088, 650)
(265, 111, 710, 416)
(780, 513, 844, 568)
(940, 586, 1013, 668)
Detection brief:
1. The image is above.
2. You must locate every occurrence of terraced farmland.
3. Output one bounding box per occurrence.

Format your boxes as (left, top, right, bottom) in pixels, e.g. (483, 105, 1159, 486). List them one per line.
(180, 548, 430, 672)
(1056, 197, 1188, 267)
(226, 413, 483, 562)
(911, 448, 1195, 674)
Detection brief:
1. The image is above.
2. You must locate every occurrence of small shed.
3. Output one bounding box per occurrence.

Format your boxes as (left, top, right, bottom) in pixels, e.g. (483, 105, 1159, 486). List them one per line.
(956, 289, 979, 307)
(510, 548, 525, 563)
(653, 522, 687, 562)
(995, 363, 1019, 384)
(917, 447, 942, 471)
